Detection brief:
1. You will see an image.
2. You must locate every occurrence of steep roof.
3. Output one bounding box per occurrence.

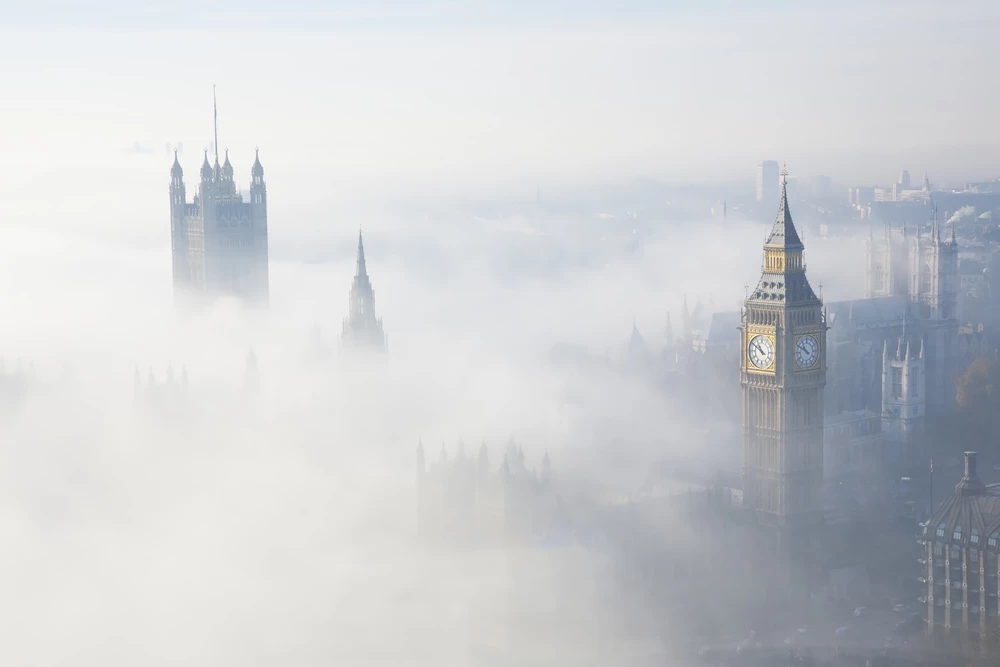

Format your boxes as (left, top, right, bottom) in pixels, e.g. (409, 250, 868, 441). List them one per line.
(764, 176, 803, 250)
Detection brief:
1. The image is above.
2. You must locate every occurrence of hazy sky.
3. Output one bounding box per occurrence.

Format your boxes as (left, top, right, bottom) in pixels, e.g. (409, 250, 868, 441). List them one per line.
(2, 0, 999, 207)
(0, 3, 966, 664)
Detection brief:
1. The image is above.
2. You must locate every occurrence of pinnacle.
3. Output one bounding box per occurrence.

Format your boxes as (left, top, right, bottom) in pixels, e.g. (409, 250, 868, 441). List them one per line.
(765, 175, 803, 249)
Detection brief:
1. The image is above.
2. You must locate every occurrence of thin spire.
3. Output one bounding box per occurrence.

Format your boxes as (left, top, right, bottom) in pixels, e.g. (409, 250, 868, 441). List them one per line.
(213, 84, 219, 169)
(764, 163, 803, 249)
(356, 228, 368, 278)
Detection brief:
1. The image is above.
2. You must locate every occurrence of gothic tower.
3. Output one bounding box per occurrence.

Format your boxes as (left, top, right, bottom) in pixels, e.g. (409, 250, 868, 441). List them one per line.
(910, 212, 958, 415)
(169, 88, 270, 304)
(741, 168, 827, 559)
(169, 151, 189, 295)
(881, 325, 925, 450)
(341, 230, 387, 352)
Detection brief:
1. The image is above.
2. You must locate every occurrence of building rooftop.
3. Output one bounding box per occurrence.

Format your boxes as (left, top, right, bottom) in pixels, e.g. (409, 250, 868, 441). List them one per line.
(925, 452, 1000, 548)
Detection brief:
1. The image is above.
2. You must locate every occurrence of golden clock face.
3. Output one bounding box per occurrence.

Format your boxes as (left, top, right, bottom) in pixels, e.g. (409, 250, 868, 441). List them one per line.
(748, 334, 774, 369)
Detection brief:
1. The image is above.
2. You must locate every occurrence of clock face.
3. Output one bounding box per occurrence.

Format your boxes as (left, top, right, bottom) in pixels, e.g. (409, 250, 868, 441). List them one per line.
(795, 335, 819, 369)
(748, 335, 774, 369)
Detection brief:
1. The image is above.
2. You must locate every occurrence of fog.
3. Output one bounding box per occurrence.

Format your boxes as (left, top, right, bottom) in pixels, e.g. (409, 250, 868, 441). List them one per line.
(0, 2, 967, 665)
(0, 189, 866, 664)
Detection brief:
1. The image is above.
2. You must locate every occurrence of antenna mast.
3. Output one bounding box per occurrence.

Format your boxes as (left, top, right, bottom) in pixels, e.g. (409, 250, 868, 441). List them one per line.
(213, 84, 219, 167)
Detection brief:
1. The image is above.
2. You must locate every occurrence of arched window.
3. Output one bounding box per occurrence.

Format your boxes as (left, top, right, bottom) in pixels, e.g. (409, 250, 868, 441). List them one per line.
(989, 532, 999, 548)
(873, 261, 884, 290)
(953, 524, 962, 541)
(921, 262, 932, 294)
(937, 522, 946, 538)
(971, 528, 980, 544)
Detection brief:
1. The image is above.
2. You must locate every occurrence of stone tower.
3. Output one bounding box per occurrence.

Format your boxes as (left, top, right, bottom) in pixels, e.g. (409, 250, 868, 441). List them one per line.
(341, 230, 387, 353)
(741, 167, 827, 558)
(863, 208, 959, 416)
(881, 324, 925, 449)
(910, 212, 959, 415)
(864, 222, 909, 298)
(168, 89, 270, 304)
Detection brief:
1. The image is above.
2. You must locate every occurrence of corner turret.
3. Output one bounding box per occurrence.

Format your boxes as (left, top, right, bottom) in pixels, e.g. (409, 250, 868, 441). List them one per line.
(200, 149, 213, 182)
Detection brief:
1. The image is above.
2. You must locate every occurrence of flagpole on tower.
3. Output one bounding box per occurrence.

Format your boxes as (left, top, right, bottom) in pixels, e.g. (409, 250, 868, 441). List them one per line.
(213, 84, 219, 166)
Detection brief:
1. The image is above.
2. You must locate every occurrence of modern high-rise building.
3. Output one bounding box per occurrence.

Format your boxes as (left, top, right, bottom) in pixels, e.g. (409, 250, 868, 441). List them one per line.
(756, 160, 780, 203)
(341, 230, 387, 353)
(741, 168, 826, 562)
(169, 89, 270, 304)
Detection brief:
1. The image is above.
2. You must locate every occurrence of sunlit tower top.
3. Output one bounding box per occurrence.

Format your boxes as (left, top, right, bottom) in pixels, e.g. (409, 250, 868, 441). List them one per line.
(756, 160, 780, 204)
(740, 164, 827, 566)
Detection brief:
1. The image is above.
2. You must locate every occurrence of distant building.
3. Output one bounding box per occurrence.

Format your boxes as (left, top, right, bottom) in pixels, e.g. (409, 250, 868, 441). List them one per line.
(823, 409, 882, 482)
(169, 92, 269, 304)
(899, 169, 912, 190)
(864, 215, 959, 416)
(341, 230, 387, 353)
(416, 440, 556, 544)
(880, 326, 925, 456)
(756, 160, 780, 204)
(815, 174, 832, 197)
(134, 364, 188, 419)
(921, 451, 1000, 646)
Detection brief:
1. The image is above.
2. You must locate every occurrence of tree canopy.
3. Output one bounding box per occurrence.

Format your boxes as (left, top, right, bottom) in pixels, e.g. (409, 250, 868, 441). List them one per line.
(954, 356, 1000, 452)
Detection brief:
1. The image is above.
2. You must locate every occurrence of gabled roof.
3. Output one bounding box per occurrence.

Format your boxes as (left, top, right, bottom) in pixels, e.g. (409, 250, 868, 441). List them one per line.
(827, 296, 907, 329)
(704, 311, 741, 345)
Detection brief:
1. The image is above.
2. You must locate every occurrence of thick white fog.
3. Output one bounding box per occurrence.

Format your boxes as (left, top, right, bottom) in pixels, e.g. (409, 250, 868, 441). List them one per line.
(0, 2, 965, 664)
(0, 173, 867, 663)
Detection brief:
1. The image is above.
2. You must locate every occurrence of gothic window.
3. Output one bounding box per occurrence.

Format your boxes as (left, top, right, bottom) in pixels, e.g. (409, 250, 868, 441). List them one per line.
(971, 528, 980, 544)
(951, 545, 960, 560)
(892, 367, 903, 399)
(935, 543, 944, 557)
(921, 262, 932, 294)
(910, 367, 919, 397)
(937, 523, 946, 538)
(954, 525, 962, 541)
(989, 532, 998, 548)
(873, 261, 884, 290)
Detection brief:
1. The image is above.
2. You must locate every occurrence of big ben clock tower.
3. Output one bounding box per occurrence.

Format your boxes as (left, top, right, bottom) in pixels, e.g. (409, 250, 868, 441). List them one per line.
(741, 167, 826, 562)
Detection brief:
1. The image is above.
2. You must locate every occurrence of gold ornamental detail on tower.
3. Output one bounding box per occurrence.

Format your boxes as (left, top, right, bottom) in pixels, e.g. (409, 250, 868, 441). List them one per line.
(746, 331, 776, 374)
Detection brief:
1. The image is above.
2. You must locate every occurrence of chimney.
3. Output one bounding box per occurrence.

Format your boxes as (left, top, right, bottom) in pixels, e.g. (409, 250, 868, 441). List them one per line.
(956, 451, 986, 496)
(965, 451, 978, 479)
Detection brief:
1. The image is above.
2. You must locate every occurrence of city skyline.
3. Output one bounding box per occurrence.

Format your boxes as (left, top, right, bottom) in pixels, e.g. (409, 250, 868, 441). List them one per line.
(5, 3, 1000, 665)
(4, 1, 1000, 212)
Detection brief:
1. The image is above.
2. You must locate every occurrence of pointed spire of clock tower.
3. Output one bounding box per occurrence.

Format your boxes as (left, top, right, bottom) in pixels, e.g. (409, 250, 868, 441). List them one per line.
(747, 165, 819, 308)
(765, 165, 803, 250)
(740, 163, 826, 567)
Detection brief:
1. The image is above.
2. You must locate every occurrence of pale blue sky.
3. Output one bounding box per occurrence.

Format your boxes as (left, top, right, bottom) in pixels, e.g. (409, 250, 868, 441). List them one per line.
(1, 0, 998, 209)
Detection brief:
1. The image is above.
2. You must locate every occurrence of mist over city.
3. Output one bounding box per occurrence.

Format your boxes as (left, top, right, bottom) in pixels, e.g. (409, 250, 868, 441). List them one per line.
(3, 2, 1000, 667)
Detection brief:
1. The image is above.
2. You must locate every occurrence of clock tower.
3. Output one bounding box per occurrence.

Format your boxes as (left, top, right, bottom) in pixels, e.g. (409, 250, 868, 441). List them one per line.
(741, 167, 826, 562)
